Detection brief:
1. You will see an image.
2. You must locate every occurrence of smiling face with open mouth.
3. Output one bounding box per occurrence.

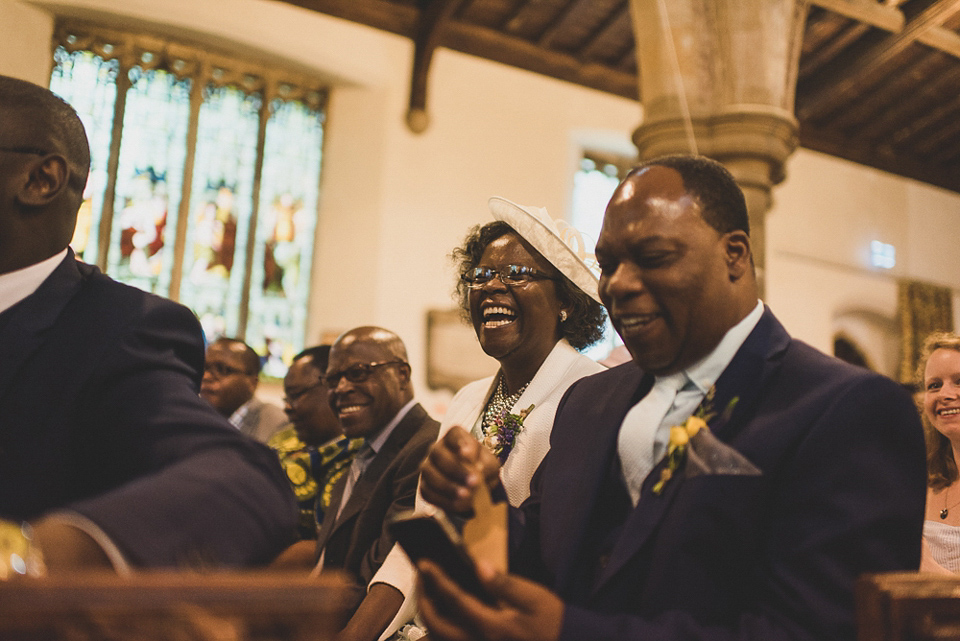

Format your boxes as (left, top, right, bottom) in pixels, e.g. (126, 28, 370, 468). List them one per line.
(595, 165, 749, 376)
(924, 347, 960, 441)
(325, 330, 412, 441)
(468, 232, 565, 383)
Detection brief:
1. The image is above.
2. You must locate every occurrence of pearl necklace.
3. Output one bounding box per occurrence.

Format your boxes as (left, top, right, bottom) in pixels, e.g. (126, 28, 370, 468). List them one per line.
(481, 374, 530, 435)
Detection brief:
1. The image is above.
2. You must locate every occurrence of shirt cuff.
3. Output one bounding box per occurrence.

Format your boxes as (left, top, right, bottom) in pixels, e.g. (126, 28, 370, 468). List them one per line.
(44, 511, 132, 575)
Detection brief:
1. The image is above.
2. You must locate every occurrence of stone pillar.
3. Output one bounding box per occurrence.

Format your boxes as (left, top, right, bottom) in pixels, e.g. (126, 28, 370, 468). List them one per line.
(629, 0, 807, 291)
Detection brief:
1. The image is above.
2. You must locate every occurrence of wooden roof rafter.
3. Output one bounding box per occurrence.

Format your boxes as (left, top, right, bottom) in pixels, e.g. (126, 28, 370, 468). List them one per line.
(278, 0, 960, 194)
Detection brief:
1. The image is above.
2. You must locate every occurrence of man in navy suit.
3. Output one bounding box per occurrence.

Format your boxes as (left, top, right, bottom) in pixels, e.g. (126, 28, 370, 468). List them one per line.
(417, 155, 925, 641)
(0, 74, 297, 572)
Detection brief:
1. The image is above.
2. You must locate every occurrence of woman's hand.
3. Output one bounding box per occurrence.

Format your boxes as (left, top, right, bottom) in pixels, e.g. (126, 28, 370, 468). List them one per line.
(419, 426, 503, 516)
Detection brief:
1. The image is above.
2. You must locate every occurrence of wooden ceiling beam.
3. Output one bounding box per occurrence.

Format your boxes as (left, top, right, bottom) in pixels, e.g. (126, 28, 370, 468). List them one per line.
(800, 123, 960, 194)
(857, 62, 960, 140)
(811, 0, 960, 57)
(578, 1, 630, 64)
(800, 0, 960, 119)
(829, 51, 944, 131)
(809, 0, 903, 32)
(407, 0, 466, 133)
(442, 18, 639, 98)
(537, 0, 589, 48)
(797, 21, 870, 80)
(279, 0, 419, 37)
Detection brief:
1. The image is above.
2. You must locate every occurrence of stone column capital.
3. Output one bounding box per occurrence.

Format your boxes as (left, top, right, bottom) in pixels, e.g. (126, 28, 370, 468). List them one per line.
(632, 106, 799, 189)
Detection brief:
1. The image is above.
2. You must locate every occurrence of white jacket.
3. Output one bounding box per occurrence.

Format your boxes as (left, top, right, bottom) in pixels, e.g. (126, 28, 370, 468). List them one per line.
(372, 339, 604, 639)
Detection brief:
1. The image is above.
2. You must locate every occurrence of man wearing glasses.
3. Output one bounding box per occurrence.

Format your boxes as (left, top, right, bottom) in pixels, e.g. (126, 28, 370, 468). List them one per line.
(312, 326, 440, 632)
(0, 75, 297, 575)
(200, 337, 287, 443)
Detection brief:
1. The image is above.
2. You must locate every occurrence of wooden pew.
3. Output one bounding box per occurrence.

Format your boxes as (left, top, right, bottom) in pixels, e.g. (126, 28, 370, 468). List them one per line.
(0, 570, 352, 641)
(858, 572, 960, 641)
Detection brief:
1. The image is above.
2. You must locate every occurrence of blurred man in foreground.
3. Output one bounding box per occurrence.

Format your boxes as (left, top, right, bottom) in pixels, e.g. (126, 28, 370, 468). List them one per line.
(0, 74, 297, 575)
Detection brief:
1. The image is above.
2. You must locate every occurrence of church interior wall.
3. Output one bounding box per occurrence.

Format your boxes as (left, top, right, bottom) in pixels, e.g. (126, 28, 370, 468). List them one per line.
(5, 0, 960, 405)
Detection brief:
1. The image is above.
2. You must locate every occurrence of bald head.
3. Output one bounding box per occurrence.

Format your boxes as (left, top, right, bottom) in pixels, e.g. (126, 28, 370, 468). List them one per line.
(333, 326, 409, 362)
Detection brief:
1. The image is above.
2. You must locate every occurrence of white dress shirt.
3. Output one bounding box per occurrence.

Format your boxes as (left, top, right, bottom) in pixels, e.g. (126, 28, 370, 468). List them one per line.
(619, 300, 764, 504)
(0, 249, 68, 314)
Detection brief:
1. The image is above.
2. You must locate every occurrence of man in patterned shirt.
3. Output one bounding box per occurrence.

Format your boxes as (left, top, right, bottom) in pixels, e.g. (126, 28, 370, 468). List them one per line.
(270, 345, 362, 565)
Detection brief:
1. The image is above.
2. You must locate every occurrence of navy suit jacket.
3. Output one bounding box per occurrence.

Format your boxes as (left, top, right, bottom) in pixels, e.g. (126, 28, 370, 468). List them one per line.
(318, 403, 440, 604)
(511, 308, 925, 641)
(0, 253, 298, 566)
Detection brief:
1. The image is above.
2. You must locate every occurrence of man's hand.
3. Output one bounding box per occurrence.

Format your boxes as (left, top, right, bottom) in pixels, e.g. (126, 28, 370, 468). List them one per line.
(417, 558, 564, 641)
(419, 426, 502, 515)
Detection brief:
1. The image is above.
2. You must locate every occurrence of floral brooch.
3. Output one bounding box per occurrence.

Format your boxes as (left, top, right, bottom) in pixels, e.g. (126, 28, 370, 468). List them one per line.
(483, 404, 535, 463)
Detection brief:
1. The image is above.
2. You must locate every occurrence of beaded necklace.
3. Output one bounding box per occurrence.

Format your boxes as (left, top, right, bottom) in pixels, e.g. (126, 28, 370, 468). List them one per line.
(481, 374, 530, 436)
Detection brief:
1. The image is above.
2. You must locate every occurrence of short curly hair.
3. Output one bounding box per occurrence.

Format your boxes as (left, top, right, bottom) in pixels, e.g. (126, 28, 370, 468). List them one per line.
(451, 221, 606, 351)
(635, 154, 749, 235)
(916, 331, 960, 491)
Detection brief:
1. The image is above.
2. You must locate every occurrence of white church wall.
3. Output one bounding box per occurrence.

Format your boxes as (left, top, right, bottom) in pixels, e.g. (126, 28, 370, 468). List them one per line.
(767, 148, 960, 379)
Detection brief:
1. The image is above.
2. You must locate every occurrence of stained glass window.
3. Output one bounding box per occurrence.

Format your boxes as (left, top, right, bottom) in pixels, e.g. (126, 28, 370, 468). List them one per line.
(179, 84, 261, 340)
(108, 67, 191, 296)
(49, 46, 118, 265)
(249, 97, 325, 376)
(48, 23, 327, 368)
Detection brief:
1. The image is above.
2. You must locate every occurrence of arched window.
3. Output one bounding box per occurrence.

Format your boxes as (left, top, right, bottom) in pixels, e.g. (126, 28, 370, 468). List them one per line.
(50, 22, 327, 372)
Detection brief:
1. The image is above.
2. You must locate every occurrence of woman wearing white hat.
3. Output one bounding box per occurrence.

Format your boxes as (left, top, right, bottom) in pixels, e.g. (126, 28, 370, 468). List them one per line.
(348, 198, 607, 641)
(443, 197, 607, 505)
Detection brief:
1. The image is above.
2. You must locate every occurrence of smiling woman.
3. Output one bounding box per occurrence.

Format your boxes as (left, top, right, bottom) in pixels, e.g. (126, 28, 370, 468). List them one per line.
(350, 199, 609, 641)
(919, 332, 960, 574)
(447, 198, 607, 494)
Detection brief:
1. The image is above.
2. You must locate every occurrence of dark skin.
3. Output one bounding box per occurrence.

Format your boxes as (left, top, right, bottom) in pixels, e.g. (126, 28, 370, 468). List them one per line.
(0, 148, 78, 275)
(339, 237, 570, 640)
(416, 165, 759, 641)
(0, 107, 111, 573)
(324, 327, 412, 641)
(469, 232, 566, 394)
(200, 340, 258, 417)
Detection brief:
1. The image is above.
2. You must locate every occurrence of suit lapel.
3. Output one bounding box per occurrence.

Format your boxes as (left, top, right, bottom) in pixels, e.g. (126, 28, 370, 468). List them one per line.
(592, 308, 790, 593)
(0, 254, 82, 397)
(321, 404, 427, 544)
(545, 363, 650, 592)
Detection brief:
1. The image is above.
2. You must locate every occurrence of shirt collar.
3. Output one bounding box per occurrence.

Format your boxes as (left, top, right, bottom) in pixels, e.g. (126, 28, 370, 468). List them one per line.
(0, 249, 69, 315)
(660, 299, 764, 394)
(366, 398, 417, 455)
(228, 398, 256, 429)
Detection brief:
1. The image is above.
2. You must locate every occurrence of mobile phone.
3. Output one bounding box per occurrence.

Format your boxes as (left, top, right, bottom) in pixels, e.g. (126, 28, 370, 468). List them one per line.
(388, 510, 495, 605)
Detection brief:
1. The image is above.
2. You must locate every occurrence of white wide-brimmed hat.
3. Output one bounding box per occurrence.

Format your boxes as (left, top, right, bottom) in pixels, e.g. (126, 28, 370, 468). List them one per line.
(488, 196, 601, 304)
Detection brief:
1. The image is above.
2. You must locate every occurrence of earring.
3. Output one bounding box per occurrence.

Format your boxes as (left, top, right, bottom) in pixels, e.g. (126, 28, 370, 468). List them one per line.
(559, 310, 568, 322)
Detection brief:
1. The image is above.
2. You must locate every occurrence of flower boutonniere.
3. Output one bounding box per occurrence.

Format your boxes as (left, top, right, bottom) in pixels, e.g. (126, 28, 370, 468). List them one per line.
(651, 389, 749, 495)
(651, 415, 708, 495)
(483, 404, 535, 463)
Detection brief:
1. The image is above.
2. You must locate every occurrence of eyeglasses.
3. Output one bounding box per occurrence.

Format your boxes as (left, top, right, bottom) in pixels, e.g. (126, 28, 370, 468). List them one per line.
(462, 265, 554, 289)
(283, 382, 323, 405)
(203, 361, 252, 379)
(324, 361, 408, 388)
(0, 147, 49, 156)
